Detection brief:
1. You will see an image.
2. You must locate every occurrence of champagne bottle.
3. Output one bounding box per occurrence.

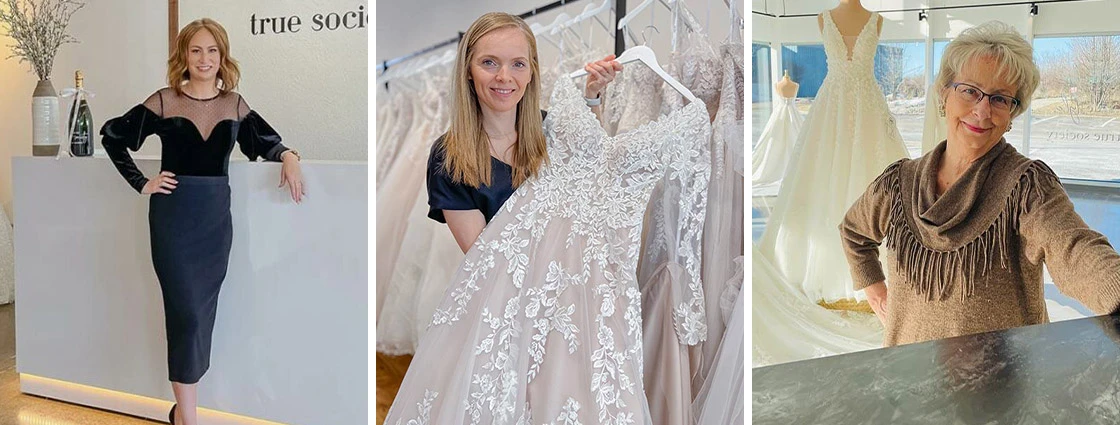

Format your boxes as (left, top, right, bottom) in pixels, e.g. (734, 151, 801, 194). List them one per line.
(68, 70, 94, 157)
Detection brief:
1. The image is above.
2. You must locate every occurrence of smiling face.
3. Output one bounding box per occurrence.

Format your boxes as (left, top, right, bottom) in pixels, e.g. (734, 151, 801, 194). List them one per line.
(187, 29, 221, 84)
(468, 26, 532, 116)
(942, 55, 1018, 152)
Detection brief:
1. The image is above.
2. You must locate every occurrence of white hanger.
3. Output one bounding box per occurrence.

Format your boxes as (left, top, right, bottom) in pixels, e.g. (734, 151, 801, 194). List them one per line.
(618, 0, 699, 33)
(531, 22, 564, 50)
(569, 45, 698, 103)
(544, 12, 572, 35)
(617, 0, 656, 30)
(561, 0, 614, 35)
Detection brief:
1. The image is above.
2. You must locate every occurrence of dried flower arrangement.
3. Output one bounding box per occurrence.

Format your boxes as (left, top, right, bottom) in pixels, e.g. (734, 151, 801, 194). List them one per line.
(0, 0, 85, 81)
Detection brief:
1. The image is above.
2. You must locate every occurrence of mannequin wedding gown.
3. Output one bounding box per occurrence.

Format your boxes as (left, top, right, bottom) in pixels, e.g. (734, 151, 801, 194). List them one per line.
(756, 11, 909, 304)
(752, 95, 804, 186)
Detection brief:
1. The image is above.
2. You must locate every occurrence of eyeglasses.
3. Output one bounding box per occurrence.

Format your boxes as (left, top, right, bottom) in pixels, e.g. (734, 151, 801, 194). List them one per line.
(949, 82, 1021, 114)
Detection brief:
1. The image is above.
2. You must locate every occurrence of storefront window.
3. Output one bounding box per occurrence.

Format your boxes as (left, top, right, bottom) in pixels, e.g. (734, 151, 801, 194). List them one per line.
(876, 41, 925, 156)
(1031, 35, 1120, 181)
(752, 42, 772, 144)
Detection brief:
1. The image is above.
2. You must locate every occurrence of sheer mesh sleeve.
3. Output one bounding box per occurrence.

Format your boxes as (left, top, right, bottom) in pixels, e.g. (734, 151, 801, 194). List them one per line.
(101, 90, 163, 193)
(236, 95, 290, 162)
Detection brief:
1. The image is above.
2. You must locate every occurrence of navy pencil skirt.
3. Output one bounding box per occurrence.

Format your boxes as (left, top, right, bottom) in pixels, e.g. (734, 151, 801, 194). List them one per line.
(148, 175, 233, 384)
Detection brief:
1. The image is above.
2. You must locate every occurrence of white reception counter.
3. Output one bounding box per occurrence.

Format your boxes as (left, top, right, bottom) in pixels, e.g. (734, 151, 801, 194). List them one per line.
(12, 157, 366, 425)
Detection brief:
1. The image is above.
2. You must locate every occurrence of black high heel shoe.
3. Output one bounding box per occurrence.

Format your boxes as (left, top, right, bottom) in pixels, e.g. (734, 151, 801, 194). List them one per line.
(169, 403, 177, 424)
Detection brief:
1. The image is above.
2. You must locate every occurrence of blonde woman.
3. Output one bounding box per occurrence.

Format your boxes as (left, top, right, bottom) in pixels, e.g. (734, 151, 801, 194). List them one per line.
(100, 18, 303, 425)
(427, 12, 620, 252)
(386, 10, 716, 424)
(841, 21, 1120, 347)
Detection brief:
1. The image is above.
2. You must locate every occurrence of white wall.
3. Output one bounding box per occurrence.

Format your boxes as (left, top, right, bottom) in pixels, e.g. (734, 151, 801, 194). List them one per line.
(0, 1, 166, 220)
(0, 0, 368, 220)
(376, 0, 737, 80)
(180, 0, 369, 162)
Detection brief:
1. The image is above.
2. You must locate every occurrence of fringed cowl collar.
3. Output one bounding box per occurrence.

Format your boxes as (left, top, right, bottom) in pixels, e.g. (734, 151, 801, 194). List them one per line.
(879, 139, 1057, 301)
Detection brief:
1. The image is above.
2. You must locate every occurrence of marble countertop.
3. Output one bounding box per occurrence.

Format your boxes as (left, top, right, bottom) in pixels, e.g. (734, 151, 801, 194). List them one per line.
(753, 314, 1120, 424)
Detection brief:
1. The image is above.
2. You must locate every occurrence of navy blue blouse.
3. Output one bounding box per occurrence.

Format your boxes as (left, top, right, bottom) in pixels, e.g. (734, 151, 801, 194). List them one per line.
(426, 135, 516, 224)
(426, 111, 549, 224)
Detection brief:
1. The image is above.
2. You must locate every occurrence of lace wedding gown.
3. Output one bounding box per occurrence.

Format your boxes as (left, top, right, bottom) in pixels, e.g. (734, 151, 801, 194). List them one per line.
(691, 258, 743, 424)
(630, 15, 723, 424)
(756, 11, 909, 303)
(385, 77, 710, 425)
(751, 95, 804, 185)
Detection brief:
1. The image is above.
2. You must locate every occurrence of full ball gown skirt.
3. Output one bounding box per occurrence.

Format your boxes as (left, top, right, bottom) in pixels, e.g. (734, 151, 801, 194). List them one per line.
(756, 11, 909, 303)
(385, 78, 710, 425)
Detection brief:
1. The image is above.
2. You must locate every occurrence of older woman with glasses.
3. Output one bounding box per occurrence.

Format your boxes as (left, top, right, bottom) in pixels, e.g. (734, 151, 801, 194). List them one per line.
(839, 21, 1120, 347)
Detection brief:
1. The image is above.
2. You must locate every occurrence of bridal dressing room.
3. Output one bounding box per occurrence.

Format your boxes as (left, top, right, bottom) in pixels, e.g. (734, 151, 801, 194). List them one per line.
(752, 0, 1120, 423)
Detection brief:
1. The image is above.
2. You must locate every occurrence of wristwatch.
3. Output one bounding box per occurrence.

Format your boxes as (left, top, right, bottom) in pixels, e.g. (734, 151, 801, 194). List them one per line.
(282, 149, 301, 161)
(584, 93, 602, 107)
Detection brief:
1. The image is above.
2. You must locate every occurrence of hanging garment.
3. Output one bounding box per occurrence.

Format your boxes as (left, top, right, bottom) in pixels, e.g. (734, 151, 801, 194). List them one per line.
(385, 78, 710, 425)
(540, 31, 603, 110)
(751, 95, 804, 185)
(691, 257, 743, 425)
(375, 77, 437, 319)
(691, 40, 748, 398)
(634, 14, 720, 425)
(377, 69, 454, 352)
(0, 207, 12, 305)
(377, 89, 416, 189)
(756, 11, 909, 303)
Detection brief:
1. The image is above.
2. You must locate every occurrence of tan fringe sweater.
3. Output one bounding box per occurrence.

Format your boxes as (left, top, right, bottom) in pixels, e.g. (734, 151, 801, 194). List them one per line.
(840, 140, 1120, 347)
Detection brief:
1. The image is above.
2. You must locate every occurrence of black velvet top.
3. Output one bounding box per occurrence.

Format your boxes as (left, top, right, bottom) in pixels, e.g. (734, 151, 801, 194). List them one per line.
(101, 87, 290, 192)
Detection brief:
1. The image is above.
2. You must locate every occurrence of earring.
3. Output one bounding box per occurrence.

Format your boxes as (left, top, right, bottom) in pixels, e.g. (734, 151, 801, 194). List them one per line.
(938, 103, 945, 117)
(1008, 122, 1013, 131)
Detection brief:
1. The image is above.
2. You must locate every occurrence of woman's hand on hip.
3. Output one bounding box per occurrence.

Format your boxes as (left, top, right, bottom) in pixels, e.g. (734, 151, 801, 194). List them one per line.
(583, 54, 623, 99)
(864, 281, 889, 324)
(279, 151, 305, 204)
(142, 171, 177, 195)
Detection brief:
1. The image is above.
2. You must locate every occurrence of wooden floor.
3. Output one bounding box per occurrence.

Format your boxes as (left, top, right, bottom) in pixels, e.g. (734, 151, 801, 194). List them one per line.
(375, 352, 413, 425)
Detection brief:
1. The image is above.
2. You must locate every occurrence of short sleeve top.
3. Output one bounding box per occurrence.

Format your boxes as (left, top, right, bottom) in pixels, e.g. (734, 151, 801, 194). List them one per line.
(426, 135, 515, 224)
(425, 111, 546, 223)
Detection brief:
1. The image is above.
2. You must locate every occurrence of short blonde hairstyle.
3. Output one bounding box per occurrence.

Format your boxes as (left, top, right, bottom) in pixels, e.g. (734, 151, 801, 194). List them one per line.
(444, 12, 546, 188)
(168, 18, 240, 95)
(935, 21, 1040, 119)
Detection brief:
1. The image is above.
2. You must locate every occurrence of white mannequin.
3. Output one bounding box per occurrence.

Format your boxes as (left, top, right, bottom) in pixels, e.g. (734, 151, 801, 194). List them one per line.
(818, 0, 883, 58)
(775, 70, 799, 99)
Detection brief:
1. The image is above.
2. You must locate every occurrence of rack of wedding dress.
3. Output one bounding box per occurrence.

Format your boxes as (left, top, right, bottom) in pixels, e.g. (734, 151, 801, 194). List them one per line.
(377, 1, 744, 422)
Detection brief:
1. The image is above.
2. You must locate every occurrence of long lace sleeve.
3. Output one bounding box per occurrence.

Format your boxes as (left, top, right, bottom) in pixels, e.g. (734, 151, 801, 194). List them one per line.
(236, 96, 290, 162)
(100, 91, 163, 193)
(658, 101, 713, 346)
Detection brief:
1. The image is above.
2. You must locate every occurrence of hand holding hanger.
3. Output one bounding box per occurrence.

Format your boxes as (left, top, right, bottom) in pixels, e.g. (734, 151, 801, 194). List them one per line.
(582, 54, 624, 99)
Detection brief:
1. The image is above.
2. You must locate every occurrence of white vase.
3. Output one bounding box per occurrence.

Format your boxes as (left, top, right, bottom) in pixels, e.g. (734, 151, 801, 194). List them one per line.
(32, 79, 61, 156)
